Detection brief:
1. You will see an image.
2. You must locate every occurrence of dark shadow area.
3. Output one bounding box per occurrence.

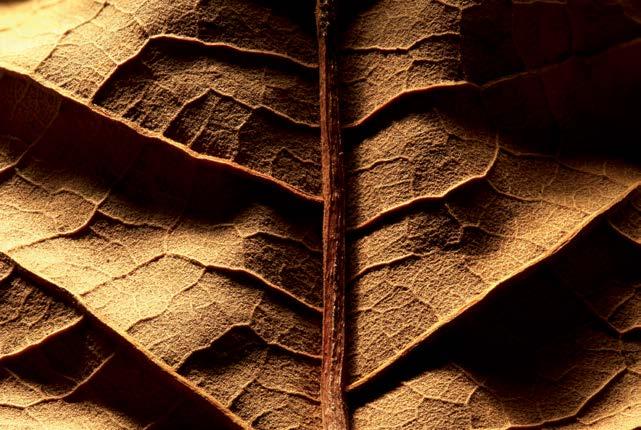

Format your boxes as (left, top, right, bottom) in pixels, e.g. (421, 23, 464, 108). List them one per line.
(350, 218, 641, 426)
(196, 0, 318, 64)
(460, 0, 641, 83)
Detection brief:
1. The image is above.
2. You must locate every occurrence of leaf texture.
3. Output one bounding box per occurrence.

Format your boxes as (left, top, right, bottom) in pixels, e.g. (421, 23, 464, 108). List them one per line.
(1, 0, 641, 429)
(0, 71, 322, 429)
(350, 220, 641, 429)
(342, 0, 641, 389)
(0, 258, 243, 429)
(0, 0, 321, 196)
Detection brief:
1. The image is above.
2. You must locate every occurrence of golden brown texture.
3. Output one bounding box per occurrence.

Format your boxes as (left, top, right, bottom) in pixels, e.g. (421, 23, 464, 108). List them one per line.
(345, 57, 641, 394)
(0, 71, 322, 429)
(0, 0, 321, 197)
(338, 0, 641, 124)
(2, 0, 641, 428)
(350, 220, 641, 429)
(342, 0, 641, 394)
(0, 261, 244, 429)
(0, 255, 81, 359)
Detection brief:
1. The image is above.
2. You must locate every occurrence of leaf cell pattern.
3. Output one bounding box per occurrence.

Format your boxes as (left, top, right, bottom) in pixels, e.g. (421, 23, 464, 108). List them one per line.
(1, 0, 641, 429)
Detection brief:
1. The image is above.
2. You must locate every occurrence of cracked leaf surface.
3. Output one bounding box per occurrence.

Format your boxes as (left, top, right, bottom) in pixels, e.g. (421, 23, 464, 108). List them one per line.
(0, 265, 241, 429)
(350, 220, 641, 429)
(0, 0, 321, 195)
(0, 71, 321, 429)
(2, 0, 641, 428)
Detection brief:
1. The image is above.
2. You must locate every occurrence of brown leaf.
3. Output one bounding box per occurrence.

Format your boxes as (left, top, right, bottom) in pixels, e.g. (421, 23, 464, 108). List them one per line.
(1, 0, 641, 429)
(0, 71, 322, 428)
(350, 220, 641, 429)
(0, 259, 242, 429)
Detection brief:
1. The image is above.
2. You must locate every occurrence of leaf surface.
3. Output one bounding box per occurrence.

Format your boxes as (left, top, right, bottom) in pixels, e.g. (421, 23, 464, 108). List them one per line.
(342, 0, 641, 390)
(351, 220, 641, 429)
(0, 70, 322, 429)
(1, 0, 641, 429)
(0, 258, 243, 429)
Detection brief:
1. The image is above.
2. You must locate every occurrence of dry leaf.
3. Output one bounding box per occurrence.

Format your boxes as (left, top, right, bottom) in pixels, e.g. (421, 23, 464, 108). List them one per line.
(1, 0, 641, 429)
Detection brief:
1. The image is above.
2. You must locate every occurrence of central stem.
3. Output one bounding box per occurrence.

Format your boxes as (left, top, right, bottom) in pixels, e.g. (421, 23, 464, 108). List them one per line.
(316, 0, 348, 429)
